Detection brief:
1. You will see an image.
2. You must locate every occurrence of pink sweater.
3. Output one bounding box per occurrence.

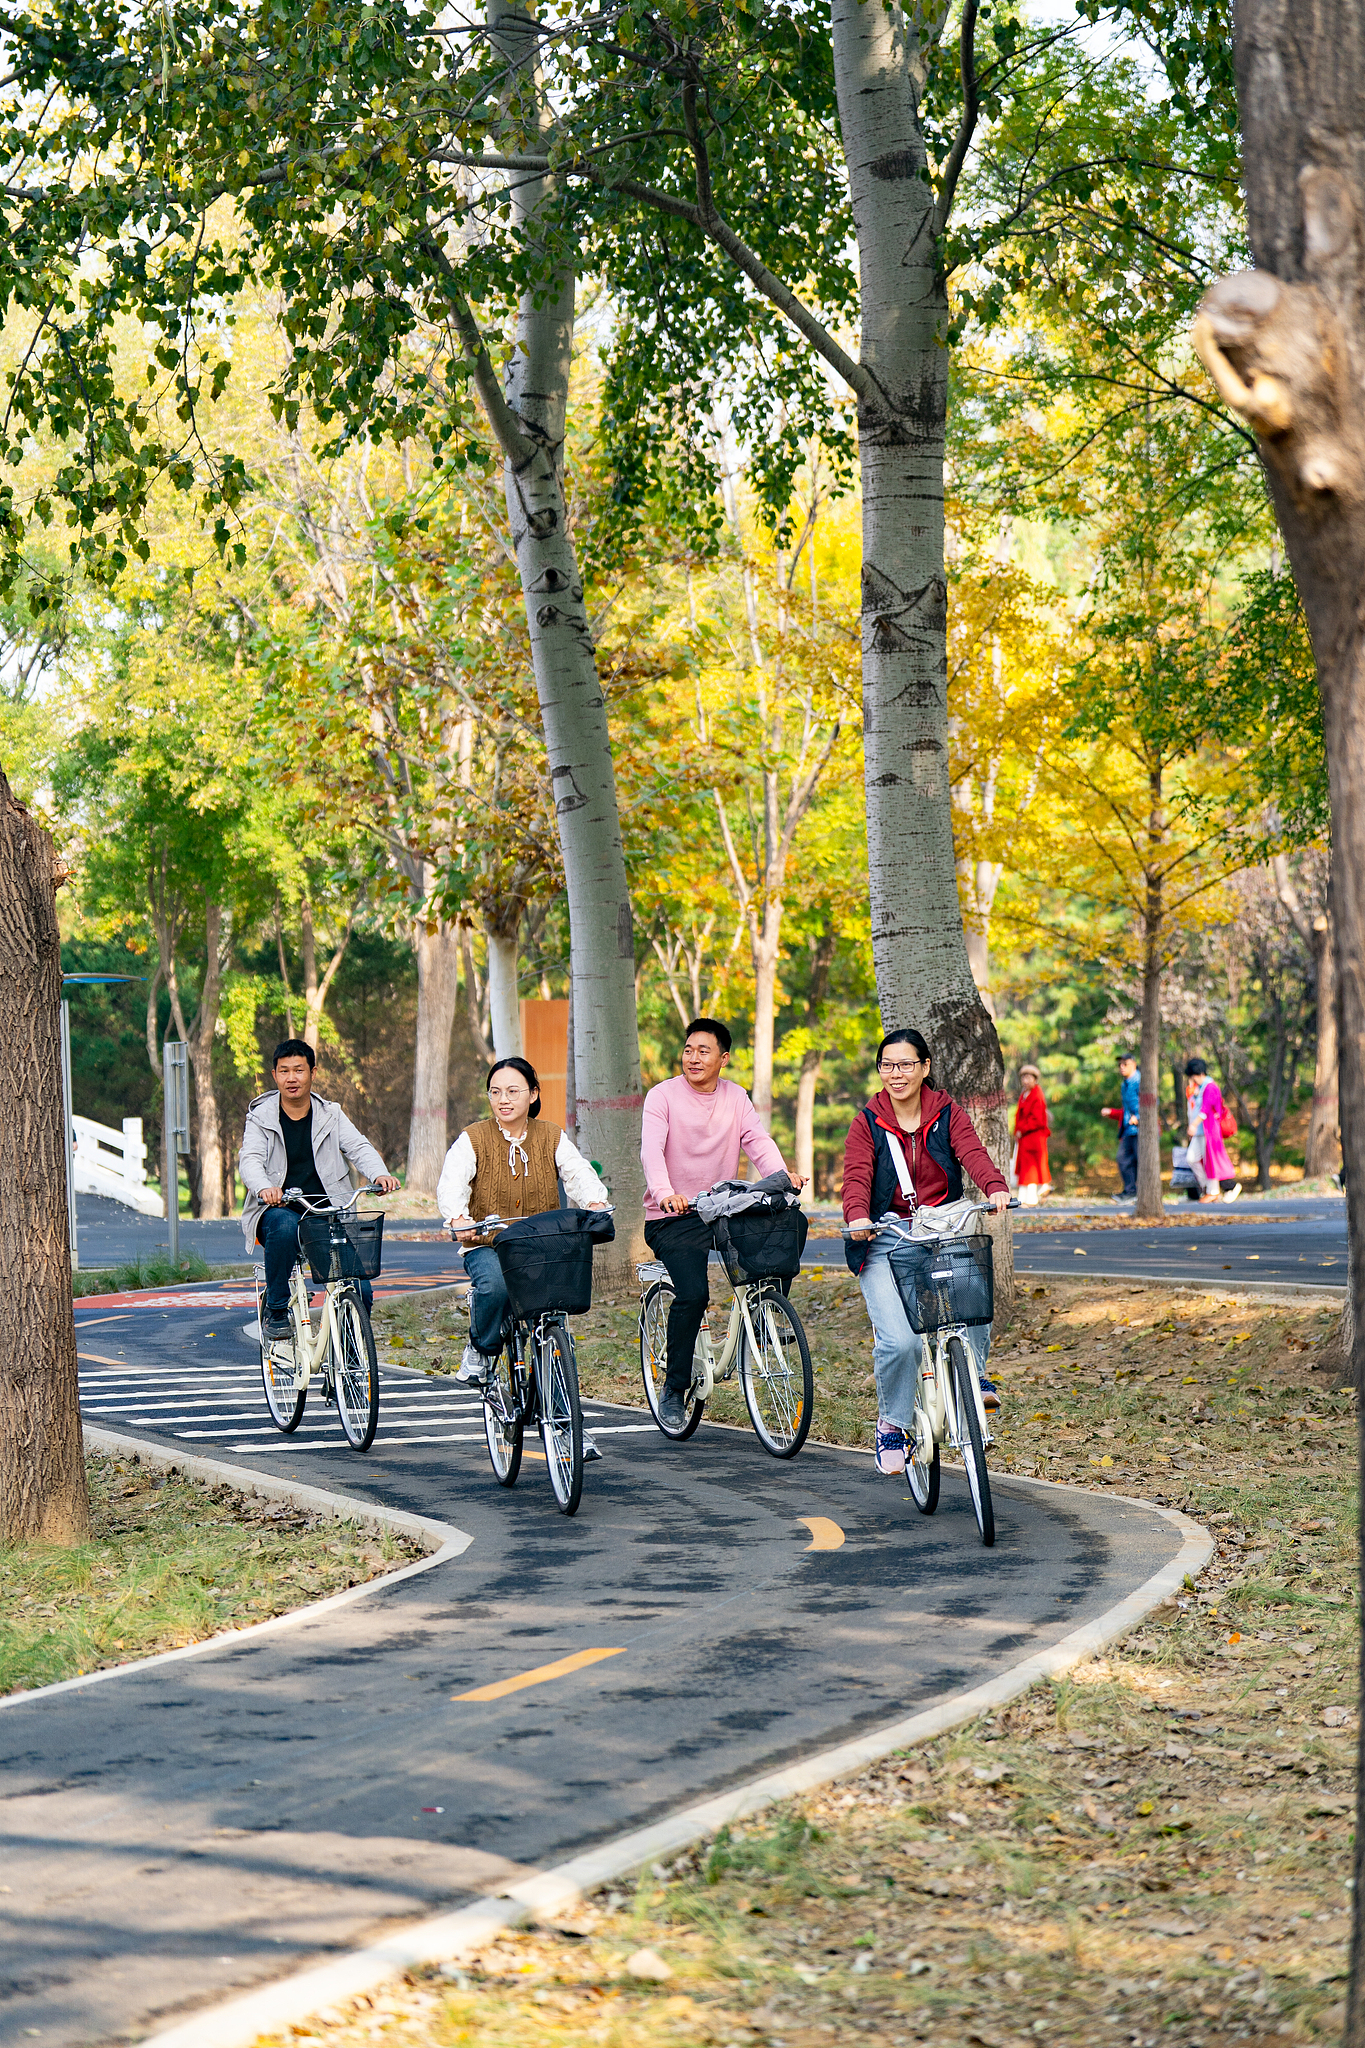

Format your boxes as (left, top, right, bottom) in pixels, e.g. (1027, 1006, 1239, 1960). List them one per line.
(640, 1076, 786, 1221)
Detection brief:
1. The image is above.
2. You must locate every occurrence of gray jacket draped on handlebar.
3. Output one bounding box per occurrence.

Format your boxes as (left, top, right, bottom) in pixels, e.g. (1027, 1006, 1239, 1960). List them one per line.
(238, 1090, 390, 1252)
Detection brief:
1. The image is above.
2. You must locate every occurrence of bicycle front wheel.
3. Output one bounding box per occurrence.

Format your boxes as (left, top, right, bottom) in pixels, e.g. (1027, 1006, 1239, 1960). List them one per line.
(539, 1322, 584, 1515)
(740, 1287, 813, 1459)
(907, 1413, 940, 1513)
(483, 1340, 524, 1487)
(639, 1280, 703, 1439)
(949, 1335, 994, 1546)
(333, 1291, 379, 1452)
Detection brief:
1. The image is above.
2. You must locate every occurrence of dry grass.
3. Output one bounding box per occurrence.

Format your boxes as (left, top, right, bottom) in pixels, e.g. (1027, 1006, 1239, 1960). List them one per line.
(304, 1276, 1357, 2048)
(0, 1451, 424, 1695)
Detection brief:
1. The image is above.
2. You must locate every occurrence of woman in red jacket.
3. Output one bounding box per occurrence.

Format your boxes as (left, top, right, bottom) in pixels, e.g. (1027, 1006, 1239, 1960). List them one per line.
(1012, 1063, 1051, 1206)
(843, 1028, 1009, 1476)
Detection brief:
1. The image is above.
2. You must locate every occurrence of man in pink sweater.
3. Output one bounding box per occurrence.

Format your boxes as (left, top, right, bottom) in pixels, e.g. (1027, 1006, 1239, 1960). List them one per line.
(641, 1017, 798, 1432)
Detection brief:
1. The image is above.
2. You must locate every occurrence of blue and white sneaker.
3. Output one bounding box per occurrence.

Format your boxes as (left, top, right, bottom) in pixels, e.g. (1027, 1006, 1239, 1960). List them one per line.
(979, 1375, 1001, 1413)
(875, 1419, 907, 1476)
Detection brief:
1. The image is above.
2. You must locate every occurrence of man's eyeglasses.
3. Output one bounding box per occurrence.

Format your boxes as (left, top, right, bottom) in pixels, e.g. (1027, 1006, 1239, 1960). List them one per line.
(880, 1058, 925, 1075)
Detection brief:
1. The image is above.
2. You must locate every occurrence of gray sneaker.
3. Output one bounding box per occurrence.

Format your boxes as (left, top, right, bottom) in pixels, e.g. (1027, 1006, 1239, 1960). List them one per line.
(583, 1432, 602, 1462)
(457, 1343, 494, 1386)
(262, 1313, 293, 1342)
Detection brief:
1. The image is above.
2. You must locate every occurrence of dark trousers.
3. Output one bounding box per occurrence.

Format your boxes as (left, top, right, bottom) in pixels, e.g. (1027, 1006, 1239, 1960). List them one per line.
(644, 1213, 714, 1396)
(1116, 1129, 1138, 1196)
(462, 1245, 510, 1353)
(257, 1206, 372, 1318)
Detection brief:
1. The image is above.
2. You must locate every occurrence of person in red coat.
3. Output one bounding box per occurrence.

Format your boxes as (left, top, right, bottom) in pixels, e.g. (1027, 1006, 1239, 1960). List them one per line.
(1012, 1064, 1051, 1206)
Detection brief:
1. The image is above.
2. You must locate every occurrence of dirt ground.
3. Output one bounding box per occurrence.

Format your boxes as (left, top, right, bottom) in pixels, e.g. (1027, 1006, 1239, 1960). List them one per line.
(309, 1277, 1361, 2048)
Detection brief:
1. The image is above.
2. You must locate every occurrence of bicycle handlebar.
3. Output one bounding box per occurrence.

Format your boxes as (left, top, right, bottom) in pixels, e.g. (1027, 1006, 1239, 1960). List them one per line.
(448, 1205, 616, 1238)
(840, 1197, 1020, 1240)
(281, 1184, 385, 1216)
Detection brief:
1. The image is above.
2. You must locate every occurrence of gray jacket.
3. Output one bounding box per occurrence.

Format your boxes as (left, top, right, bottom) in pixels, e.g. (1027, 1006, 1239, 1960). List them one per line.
(238, 1091, 389, 1251)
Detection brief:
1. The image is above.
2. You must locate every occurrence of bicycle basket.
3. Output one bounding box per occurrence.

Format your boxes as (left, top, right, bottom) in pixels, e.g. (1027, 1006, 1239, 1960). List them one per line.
(889, 1233, 993, 1333)
(297, 1211, 384, 1286)
(493, 1208, 615, 1319)
(712, 1200, 809, 1286)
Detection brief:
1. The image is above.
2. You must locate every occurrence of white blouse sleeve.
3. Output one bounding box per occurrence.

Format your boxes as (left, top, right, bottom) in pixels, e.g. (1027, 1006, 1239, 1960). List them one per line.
(436, 1132, 478, 1222)
(554, 1132, 611, 1209)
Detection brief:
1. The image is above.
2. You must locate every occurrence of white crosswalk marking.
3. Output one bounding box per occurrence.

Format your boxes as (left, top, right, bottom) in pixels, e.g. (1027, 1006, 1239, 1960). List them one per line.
(78, 1356, 626, 1455)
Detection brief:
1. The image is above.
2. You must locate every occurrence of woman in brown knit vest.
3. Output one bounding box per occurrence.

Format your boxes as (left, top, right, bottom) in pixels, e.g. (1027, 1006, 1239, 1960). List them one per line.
(437, 1056, 609, 1385)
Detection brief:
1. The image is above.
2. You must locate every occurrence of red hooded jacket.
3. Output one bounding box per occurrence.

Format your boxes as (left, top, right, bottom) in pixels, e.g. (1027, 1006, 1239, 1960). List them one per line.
(842, 1085, 1007, 1222)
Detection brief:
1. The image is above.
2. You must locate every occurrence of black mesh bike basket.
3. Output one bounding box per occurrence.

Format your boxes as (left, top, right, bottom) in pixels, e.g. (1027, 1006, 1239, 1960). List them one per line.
(297, 1212, 384, 1286)
(712, 1201, 809, 1286)
(889, 1233, 993, 1334)
(493, 1209, 615, 1319)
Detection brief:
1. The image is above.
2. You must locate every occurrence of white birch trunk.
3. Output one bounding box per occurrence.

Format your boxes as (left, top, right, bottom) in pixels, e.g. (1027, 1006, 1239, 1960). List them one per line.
(407, 914, 461, 1193)
(794, 1053, 821, 1197)
(490, 0, 644, 1264)
(486, 928, 523, 1058)
(831, 0, 1011, 1304)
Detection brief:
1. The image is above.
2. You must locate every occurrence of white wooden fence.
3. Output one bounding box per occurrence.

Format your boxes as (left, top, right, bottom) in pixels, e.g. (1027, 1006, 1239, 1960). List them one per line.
(71, 1115, 165, 1217)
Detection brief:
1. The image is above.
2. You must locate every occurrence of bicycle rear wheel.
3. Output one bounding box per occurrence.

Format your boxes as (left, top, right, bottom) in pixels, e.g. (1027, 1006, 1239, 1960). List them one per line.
(740, 1287, 813, 1458)
(333, 1291, 380, 1452)
(639, 1280, 703, 1439)
(949, 1335, 994, 1546)
(483, 1336, 524, 1486)
(260, 1328, 306, 1433)
(539, 1322, 584, 1515)
(907, 1412, 940, 1513)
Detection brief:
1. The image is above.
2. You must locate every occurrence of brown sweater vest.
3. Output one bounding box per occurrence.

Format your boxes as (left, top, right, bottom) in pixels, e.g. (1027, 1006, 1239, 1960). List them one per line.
(465, 1117, 561, 1222)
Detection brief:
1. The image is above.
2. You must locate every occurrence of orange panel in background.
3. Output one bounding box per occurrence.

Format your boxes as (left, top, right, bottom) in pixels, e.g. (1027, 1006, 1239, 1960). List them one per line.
(520, 999, 569, 1129)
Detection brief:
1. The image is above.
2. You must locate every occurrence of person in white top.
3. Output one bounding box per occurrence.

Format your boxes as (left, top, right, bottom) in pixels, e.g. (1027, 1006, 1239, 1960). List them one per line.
(437, 1056, 609, 1395)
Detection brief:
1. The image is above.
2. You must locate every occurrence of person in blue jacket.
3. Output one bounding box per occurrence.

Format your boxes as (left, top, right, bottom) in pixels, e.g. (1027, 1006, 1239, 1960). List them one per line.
(1101, 1053, 1140, 1200)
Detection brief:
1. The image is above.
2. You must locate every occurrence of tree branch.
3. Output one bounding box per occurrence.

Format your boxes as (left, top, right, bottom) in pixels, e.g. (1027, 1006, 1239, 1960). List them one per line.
(934, 0, 980, 240)
(420, 234, 534, 466)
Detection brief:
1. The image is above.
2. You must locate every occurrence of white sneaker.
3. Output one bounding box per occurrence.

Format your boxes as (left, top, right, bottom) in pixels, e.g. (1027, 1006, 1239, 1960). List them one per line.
(457, 1343, 494, 1385)
(1224, 1184, 1243, 1203)
(583, 1432, 602, 1462)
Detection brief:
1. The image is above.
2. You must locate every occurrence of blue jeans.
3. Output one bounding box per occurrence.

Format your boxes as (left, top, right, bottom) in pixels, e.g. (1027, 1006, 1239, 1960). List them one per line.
(1117, 1128, 1138, 1196)
(856, 1226, 990, 1432)
(257, 1206, 372, 1319)
(463, 1245, 510, 1353)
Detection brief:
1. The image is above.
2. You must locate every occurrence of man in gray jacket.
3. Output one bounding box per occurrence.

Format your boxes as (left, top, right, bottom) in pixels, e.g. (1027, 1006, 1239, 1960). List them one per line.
(240, 1039, 398, 1338)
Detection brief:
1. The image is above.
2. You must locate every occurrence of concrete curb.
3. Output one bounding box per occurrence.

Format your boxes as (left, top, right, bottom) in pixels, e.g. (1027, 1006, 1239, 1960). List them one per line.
(1015, 1266, 1343, 1302)
(138, 1481, 1211, 2048)
(0, 1428, 472, 1713)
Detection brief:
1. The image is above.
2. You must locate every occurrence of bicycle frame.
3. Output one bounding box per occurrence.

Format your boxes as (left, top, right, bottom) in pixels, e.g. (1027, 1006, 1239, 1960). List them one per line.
(687, 1281, 778, 1404)
(254, 1259, 350, 1393)
(915, 1318, 994, 1462)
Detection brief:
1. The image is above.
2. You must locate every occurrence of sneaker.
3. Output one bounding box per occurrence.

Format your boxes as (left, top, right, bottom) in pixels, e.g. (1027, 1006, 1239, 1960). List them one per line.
(1112, 1191, 1134, 1204)
(583, 1432, 602, 1462)
(1223, 1183, 1242, 1203)
(262, 1313, 293, 1341)
(657, 1389, 688, 1433)
(875, 1419, 906, 1476)
(979, 1375, 1001, 1413)
(457, 1343, 493, 1386)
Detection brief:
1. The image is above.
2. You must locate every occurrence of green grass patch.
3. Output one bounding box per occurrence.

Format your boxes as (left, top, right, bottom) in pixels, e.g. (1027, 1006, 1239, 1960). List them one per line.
(72, 1251, 254, 1297)
(0, 1452, 422, 1694)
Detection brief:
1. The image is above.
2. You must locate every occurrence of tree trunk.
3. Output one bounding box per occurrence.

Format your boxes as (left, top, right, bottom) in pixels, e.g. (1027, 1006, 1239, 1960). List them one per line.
(184, 902, 227, 1221)
(1137, 875, 1164, 1220)
(1308, 908, 1341, 1176)
(751, 899, 782, 1130)
(0, 770, 90, 1543)
(1202, 14, 1365, 2029)
(795, 925, 837, 1200)
(299, 894, 355, 1055)
(486, 926, 523, 1058)
(830, 0, 1011, 1293)
(959, 857, 1002, 1019)
(407, 914, 461, 1192)
(489, 0, 645, 1270)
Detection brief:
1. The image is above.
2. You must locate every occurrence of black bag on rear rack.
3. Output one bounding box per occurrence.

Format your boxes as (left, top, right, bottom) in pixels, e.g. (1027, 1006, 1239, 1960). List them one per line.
(888, 1233, 993, 1334)
(492, 1208, 616, 1319)
(298, 1211, 384, 1286)
(712, 1199, 809, 1286)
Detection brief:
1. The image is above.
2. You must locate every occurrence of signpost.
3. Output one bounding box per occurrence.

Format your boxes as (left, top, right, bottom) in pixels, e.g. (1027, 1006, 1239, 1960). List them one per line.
(59, 997, 77, 1272)
(162, 1041, 190, 1266)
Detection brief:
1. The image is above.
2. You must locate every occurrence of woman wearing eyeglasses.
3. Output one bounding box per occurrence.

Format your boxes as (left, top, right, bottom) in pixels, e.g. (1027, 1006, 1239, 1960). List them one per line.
(843, 1028, 1010, 1476)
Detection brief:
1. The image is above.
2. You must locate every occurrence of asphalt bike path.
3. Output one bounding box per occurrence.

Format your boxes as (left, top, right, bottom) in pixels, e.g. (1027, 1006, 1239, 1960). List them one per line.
(2, 1293, 1185, 2048)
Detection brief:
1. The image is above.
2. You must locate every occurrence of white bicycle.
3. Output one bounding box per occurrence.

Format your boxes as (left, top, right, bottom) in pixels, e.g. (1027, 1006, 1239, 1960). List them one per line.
(845, 1201, 1015, 1546)
(256, 1187, 384, 1452)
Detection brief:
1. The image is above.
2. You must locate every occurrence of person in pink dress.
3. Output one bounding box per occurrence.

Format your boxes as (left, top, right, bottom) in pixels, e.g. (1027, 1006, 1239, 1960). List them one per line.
(1012, 1064, 1052, 1205)
(1184, 1058, 1242, 1203)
